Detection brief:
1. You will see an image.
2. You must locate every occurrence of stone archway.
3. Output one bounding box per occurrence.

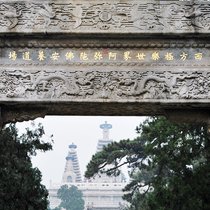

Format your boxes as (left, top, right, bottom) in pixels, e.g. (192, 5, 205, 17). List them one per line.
(1, 0, 210, 126)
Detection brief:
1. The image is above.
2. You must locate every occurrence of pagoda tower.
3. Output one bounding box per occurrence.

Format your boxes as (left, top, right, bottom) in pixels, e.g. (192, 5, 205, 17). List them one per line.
(62, 143, 82, 183)
(97, 121, 113, 152)
(94, 121, 125, 183)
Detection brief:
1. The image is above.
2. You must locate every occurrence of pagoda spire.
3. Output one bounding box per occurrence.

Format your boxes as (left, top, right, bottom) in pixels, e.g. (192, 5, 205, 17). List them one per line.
(62, 143, 82, 183)
(97, 121, 113, 152)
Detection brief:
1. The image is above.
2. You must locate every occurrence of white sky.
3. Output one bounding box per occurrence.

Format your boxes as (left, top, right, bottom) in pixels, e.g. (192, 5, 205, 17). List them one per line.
(17, 116, 145, 187)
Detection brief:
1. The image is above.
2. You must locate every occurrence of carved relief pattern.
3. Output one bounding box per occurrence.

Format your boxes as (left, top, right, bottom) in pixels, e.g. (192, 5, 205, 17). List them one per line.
(0, 69, 209, 101)
(0, 1, 210, 33)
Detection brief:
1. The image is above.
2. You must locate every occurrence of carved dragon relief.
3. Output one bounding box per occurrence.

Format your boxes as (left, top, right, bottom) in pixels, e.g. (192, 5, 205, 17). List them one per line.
(0, 69, 209, 101)
(0, 1, 210, 33)
(0, 4, 22, 29)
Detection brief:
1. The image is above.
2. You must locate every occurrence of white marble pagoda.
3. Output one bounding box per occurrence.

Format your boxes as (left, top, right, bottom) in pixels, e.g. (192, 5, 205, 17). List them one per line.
(48, 122, 127, 210)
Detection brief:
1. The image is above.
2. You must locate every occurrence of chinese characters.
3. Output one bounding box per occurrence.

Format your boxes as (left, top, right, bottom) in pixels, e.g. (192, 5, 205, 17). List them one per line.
(6, 49, 206, 64)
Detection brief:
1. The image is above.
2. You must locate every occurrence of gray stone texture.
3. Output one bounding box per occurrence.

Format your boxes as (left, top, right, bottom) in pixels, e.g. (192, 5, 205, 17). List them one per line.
(0, 0, 210, 35)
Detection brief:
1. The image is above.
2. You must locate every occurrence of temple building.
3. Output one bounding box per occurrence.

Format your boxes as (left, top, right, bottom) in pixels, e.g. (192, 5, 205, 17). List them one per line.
(48, 122, 127, 210)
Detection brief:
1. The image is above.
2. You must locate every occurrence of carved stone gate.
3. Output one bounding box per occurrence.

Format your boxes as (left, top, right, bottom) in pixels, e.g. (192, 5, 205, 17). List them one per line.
(1, 0, 210, 126)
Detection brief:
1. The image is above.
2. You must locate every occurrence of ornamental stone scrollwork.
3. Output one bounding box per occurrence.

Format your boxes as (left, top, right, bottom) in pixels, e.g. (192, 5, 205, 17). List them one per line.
(0, 4, 22, 29)
(0, 0, 210, 34)
(0, 68, 210, 102)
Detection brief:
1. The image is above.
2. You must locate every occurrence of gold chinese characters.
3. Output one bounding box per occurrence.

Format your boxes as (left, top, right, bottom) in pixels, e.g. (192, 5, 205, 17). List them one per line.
(7, 50, 205, 63)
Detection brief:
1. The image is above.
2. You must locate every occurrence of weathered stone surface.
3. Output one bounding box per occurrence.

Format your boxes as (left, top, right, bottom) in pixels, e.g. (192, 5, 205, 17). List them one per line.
(1, 38, 210, 102)
(0, 0, 210, 35)
(0, 37, 210, 124)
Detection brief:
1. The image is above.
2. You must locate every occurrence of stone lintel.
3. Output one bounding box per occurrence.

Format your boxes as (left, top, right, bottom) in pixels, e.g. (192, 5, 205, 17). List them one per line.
(0, 0, 210, 37)
(166, 110, 210, 126)
(1, 102, 210, 127)
(0, 36, 210, 125)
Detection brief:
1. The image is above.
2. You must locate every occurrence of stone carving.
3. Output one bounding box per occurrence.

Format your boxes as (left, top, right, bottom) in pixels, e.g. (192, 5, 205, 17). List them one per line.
(0, 68, 209, 101)
(33, 3, 55, 27)
(0, 4, 22, 29)
(0, 0, 210, 33)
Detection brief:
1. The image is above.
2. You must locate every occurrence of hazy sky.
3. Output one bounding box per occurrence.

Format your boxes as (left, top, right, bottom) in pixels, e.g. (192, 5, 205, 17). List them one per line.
(17, 116, 145, 187)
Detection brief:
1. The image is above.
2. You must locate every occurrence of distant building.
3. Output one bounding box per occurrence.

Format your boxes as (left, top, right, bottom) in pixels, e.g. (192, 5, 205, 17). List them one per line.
(90, 121, 126, 184)
(97, 121, 113, 152)
(48, 122, 128, 210)
(62, 143, 82, 183)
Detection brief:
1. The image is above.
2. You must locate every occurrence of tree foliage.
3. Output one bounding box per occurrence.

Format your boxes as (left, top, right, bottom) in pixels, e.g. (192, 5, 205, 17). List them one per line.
(56, 185, 84, 210)
(85, 117, 210, 210)
(0, 123, 52, 210)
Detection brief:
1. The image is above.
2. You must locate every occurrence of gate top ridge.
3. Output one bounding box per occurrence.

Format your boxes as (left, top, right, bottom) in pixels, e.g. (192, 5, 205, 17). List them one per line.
(0, 0, 210, 36)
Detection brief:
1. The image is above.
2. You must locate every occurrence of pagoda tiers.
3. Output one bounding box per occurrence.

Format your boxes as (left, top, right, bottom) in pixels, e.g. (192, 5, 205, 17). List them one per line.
(48, 122, 127, 210)
(62, 143, 82, 183)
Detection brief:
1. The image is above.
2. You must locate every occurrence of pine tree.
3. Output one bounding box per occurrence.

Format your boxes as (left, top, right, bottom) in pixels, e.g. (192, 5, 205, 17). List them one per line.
(0, 124, 52, 210)
(85, 117, 210, 210)
(57, 185, 84, 210)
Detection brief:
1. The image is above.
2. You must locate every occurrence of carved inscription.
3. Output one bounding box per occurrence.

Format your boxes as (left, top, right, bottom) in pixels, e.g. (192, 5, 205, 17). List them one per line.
(0, 0, 210, 33)
(1, 39, 210, 103)
(1, 48, 208, 66)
